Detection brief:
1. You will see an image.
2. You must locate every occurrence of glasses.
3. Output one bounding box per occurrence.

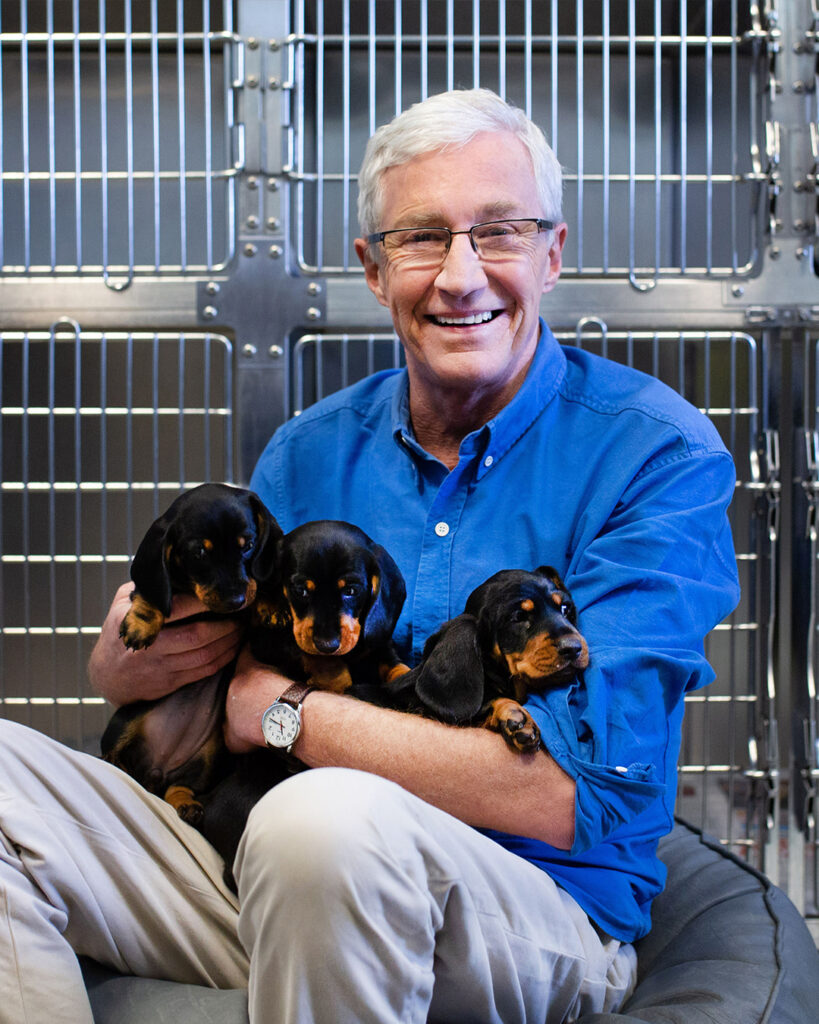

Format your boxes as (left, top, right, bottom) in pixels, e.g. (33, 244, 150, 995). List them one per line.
(366, 218, 554, 268)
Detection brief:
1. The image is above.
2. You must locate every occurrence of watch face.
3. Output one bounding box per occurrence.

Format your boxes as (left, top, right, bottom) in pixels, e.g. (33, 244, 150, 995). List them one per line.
(262, 701, 301, 749)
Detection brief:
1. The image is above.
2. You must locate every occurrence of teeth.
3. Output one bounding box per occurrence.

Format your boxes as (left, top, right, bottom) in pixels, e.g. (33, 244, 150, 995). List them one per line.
(434, 311, 494, 326)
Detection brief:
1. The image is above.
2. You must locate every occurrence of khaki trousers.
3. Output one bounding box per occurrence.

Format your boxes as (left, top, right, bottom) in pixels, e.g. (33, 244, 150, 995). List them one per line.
(0, 719, 636, 1024)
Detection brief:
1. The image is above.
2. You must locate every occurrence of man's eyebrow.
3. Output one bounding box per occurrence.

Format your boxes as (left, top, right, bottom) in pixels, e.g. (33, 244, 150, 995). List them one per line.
(389, 202, 524, 228)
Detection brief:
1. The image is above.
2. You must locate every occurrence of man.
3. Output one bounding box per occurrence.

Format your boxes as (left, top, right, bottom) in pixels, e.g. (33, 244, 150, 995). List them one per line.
(0, 89, 738, 1024)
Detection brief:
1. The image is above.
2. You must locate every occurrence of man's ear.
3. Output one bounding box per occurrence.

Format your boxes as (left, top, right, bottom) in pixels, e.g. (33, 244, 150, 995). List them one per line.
(354, 237, 389, 307)
(541, 221, 568, 296)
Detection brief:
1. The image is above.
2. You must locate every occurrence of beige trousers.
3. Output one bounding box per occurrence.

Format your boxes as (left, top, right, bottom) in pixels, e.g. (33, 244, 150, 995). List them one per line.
(0, 719, 636, 1024)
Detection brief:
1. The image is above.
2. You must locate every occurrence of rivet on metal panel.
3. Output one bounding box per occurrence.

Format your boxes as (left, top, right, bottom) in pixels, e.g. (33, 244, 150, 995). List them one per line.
(242, 344, 258, 357)
(267, 217, 281, 231)
(267, 178, 280, 191)
(269, 39, 280, 51)
(244, 243, 258, 257)
(246, 215, 260, 230)
(307, 282, 322, 296)
(269, 245, 282, 259)
(248, 176, 259, 190)
(248, 37, 259, 50)
(247, 74, 259, 88)
(203, 306, 218, 320)
(732, 284, 745, 297)
(269, 345, 283, 359)
(206, 281, 220, 295)
(306, 307, 322, 321)
(268, 77, 281, 90)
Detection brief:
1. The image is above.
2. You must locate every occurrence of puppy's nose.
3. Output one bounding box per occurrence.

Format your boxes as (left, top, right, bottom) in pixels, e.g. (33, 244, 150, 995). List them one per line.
(224, 593, 247, 612)
(313, 636, 341, 655)
(557, 636, 583, 661)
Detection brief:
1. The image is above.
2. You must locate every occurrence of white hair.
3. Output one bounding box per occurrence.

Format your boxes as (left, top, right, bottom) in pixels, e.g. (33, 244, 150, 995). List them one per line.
(357, 88, 563, 237)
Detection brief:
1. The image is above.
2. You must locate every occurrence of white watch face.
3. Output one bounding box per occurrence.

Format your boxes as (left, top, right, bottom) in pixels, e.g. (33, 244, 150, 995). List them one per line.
(262, 701, 301, 749)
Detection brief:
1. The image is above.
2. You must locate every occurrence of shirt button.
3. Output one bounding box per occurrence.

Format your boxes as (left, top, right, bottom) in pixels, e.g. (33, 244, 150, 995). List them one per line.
(483, 455, 494, 468)
(434, 521, 450, 537)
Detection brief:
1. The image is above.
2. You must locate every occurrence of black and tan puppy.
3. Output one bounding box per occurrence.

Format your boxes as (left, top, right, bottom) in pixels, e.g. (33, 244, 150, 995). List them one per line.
(103, 483, 283, 822)
(249, 519, 410, 695)
(119, 482, 282, 650)
(389, 566, 588, 753)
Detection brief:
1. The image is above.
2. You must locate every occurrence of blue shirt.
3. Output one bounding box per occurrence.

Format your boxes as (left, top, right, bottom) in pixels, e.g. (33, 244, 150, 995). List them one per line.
(250, 321, 740, 942)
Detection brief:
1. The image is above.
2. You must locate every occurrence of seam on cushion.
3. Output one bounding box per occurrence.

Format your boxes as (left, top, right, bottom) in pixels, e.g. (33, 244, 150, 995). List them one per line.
(759, 889, 785, 1024)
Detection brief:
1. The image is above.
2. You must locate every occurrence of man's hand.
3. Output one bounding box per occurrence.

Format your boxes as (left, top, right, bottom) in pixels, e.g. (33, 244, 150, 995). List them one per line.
(88, 582, 244, 707)
(223, 646, 296, 753)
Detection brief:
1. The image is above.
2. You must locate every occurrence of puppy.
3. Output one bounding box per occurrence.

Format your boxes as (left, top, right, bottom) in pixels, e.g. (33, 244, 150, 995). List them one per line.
(118, 482, 281, 650)
(104, 483, 282, 822)
(249, 519, 410, 695)
(389, 566, 588, 753)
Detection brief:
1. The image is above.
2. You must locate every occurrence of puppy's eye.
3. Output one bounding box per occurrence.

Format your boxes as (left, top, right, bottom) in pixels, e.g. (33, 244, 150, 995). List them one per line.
(511, 608, 530, 623)
(341, 584, 362, 598)
(560, 602, 570, 616)
(243, 538, 255, 554)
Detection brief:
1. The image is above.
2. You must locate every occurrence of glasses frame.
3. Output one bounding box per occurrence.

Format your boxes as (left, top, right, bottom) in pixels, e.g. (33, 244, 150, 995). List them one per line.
(365, 218, 555, 264)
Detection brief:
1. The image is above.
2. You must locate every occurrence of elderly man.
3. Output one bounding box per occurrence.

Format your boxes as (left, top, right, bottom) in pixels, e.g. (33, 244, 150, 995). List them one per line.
(0, 89, 738, 1024)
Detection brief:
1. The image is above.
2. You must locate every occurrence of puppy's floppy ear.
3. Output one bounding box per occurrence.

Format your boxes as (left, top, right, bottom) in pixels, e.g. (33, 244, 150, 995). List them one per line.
(128, 513, 176, 617)
(247, 492, 284, 582)
(361, 543, 407, 644)
(412, 614, 486, 723)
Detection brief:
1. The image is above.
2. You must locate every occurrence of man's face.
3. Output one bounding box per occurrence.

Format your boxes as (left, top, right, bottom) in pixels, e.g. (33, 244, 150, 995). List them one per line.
(355, 132, 566, 405)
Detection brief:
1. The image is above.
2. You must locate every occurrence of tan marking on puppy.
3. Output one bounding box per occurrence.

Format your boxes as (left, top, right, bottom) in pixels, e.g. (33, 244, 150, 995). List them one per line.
(193, 578, 256, 612)
(119, 593, 166, 650)
(551, 592, 563, 607)
(301, 656, 354, 693)
(203, 538, 214, 552)
(482, 697, 541, 753)
(382, 662, 411, 683)
(521, 598, 534, 612)
(371, 575, 380, 598)
(237, 536, 247, 548)
(291, 611, 361, 656)
(337, 578, 346, 590)
(164, 785, 198, 811)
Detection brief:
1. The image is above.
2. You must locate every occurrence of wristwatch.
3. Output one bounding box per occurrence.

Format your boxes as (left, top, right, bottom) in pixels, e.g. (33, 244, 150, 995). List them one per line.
(261, 681, 315, 754)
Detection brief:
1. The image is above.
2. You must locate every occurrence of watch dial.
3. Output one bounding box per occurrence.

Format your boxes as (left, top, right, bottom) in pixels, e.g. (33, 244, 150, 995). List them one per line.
(263, 703, 300, 748)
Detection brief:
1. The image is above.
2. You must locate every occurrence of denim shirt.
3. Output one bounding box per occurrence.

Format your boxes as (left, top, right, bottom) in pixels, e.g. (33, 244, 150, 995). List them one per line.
(250, 320, 740, 942)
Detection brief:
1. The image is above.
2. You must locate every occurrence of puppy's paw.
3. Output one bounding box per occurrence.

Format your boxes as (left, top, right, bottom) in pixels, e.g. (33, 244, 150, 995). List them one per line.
(164, 785, 204, 826)
(485, 698, 541, 754)
(501, 708, 541, 754)
(119, 596, 164, 650)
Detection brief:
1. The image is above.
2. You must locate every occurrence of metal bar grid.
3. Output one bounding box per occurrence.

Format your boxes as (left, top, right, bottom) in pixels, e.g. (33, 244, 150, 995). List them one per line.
(0, 324, 234, 754)
(289, 323, 772, 867)
(0, 0, 240, 286)
(285, 0, 764, 285)
(801, 334, 819, 914)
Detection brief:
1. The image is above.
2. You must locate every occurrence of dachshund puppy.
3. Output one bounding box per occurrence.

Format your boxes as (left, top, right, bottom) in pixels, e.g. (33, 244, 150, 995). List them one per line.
(389, 566, 588, 753)
(104, 483, 282, 824)
(249, 519, 410, 695)
(119, 482, 282, 650)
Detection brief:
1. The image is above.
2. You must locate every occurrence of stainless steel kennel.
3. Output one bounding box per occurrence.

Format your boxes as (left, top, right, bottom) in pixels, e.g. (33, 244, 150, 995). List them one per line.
(1, 0, 818, 939)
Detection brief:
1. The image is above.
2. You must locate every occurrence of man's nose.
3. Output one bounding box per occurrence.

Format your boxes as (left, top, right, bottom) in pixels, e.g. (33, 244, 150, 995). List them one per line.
(433, 232, 489, 294)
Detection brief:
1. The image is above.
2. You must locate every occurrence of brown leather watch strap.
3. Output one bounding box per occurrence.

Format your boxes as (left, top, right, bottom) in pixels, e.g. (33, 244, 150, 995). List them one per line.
(278, 681, 315, 708)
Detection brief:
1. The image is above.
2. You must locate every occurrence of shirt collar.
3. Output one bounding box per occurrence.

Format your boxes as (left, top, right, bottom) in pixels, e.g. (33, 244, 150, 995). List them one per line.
(391, 319, 566, 476)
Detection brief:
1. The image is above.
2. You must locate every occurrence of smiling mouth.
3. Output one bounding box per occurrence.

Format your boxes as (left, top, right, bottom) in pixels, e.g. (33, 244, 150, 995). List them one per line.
(428, 310, 502, 326)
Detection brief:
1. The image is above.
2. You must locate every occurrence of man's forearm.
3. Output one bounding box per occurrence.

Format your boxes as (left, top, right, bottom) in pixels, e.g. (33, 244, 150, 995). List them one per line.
(226, 655, 576, 850)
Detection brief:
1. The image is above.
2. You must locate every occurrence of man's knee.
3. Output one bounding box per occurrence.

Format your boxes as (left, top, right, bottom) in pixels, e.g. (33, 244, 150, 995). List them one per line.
(234, 767, 416, 894)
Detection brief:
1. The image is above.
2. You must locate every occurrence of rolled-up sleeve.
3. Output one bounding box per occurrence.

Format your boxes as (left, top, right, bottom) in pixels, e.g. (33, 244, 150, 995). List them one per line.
(527, 444, 740, 854)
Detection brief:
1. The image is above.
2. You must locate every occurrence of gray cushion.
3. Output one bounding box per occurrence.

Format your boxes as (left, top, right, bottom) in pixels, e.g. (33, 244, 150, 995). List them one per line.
(81, 819, 819, 1024)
